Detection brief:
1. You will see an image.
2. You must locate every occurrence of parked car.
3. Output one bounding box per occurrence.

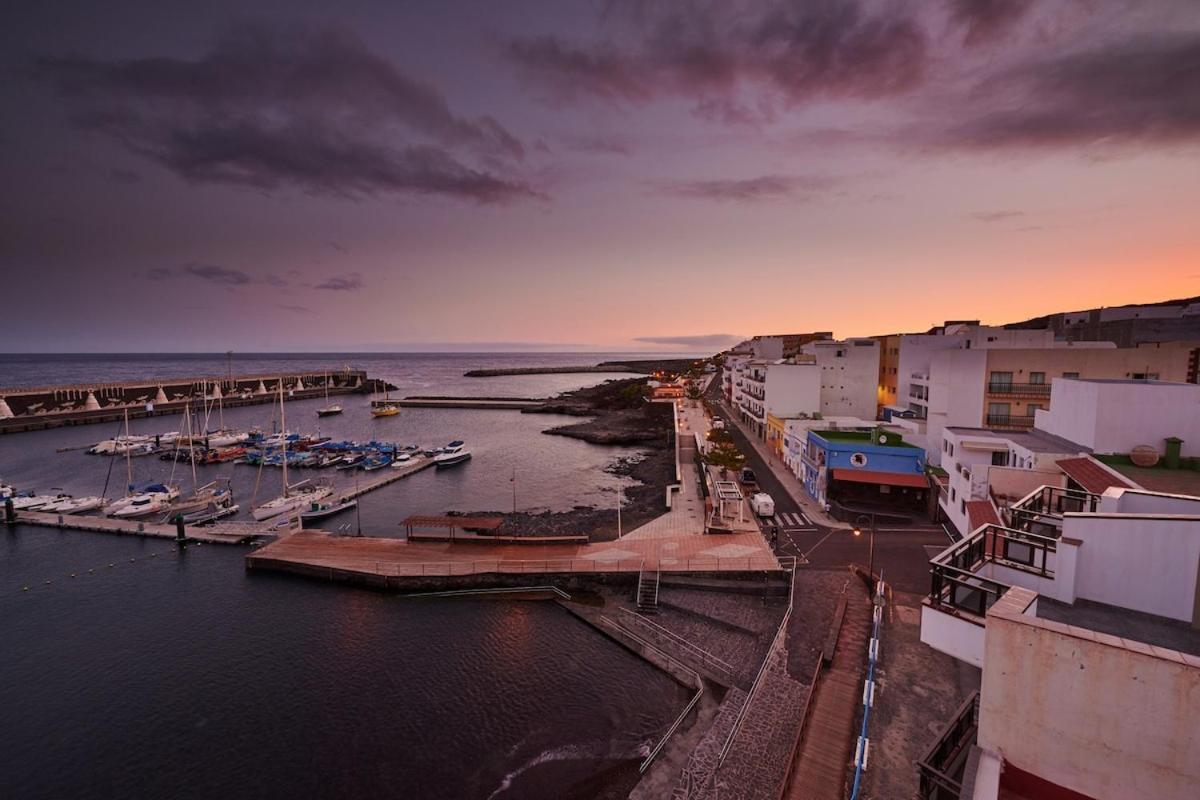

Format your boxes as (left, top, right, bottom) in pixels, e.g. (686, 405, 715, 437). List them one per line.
(711, 419, 725, 430)
(739, 467, 757, 485)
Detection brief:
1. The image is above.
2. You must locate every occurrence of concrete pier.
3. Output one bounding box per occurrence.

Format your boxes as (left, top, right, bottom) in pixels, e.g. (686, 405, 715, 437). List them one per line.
(15, 509, 266, 544)
(397, 397, 545, 410)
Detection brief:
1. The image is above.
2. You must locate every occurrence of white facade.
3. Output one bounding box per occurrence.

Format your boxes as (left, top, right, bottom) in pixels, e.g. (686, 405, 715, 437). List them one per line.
(1035, 379, 1200, 458)
(750, 336, 784, 360)
(762, 362, 820, 419)
(802, 338, 880, 420)
(939, 427, 1077, 535)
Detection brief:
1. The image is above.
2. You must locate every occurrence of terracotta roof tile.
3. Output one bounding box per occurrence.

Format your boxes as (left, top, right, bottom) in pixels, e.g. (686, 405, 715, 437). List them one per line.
(1056, 457, 1136, 494)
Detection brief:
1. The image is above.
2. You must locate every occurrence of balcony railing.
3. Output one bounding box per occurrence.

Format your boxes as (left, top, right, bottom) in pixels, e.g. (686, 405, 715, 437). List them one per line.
(928, 524, 1057, 618)
(918, 690, 981, 800)
(986, 382, 1051, 397)
(985, 414, 1036, 428)
(1008, 485, 1102, 534)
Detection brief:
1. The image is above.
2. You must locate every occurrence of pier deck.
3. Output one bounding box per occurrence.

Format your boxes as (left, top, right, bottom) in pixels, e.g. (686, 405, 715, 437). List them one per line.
(397, 397, 544, 410)
(335, 456, 437, 502)
(13, 510, 266, 544)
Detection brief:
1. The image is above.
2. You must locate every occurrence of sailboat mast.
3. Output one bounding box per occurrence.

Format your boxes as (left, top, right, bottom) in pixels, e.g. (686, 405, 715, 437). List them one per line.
(279, 381, 289, 496)
(186, 403, 198, 490)
(123, 408, 132, 491)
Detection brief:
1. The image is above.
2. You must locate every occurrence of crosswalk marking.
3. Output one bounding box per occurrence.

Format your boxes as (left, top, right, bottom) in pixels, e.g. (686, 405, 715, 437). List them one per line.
(770, 511, 813, 528)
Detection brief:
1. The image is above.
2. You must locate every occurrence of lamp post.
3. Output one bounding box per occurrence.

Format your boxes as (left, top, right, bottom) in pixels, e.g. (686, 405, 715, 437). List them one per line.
(852, 512, 876, 588)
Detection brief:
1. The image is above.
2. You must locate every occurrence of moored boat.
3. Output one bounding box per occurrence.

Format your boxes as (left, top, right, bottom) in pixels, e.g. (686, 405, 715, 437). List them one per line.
(300, 498, 357, 521)
(433, 440, 471, 468)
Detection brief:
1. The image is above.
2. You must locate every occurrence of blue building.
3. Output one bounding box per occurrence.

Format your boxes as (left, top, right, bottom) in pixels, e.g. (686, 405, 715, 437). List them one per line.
(801, 428, 929, 517)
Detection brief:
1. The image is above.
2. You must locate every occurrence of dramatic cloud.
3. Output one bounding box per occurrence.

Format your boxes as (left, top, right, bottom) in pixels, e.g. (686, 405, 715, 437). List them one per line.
(634, 333, 743, 349)
(183, 263, 253, 285)
(971, 210, 1024, 222)
(659, 174, 835, 202)
(947, 0, 1034, 46)
(37, 22, 537, 203)
(506, 1, 928, 121)
(314, 272, 365, 291)
(558, 133, 635, 156)
(941, 34, 1200, 149)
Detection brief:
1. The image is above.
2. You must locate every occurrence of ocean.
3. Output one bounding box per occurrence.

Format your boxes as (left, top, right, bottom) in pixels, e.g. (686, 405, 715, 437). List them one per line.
(0, 352, 697, 799)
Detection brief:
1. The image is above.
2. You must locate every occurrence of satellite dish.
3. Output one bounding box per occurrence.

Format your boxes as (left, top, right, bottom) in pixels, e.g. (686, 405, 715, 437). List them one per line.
(1130, 445, 1159, 467)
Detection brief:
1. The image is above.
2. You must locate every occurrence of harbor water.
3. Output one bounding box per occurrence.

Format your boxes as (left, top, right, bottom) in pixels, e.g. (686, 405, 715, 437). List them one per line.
(0, 353, 696, 799)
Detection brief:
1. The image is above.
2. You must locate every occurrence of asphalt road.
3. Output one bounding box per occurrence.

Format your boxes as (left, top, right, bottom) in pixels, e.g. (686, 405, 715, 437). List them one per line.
(704, 375, 953, 596)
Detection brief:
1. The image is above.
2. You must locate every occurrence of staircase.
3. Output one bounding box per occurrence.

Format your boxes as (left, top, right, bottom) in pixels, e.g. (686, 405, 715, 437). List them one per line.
(636, 564, 661, 612)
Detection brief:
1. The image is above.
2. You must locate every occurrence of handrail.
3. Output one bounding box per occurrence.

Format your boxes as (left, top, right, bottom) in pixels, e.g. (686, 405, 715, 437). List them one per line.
(928, 524, 1058, 617)
(917, 690, 981, 799)
(370, 555, 775, 577)
(617, 607, 737, 674)
(717, 555, 797, 766)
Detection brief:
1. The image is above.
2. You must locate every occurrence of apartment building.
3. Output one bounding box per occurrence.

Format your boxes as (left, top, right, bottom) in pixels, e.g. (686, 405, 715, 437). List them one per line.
(735, 360, 820, 439)
(909, 345, 1189, 466)
(803, 338, 880, 420)
(937, 378, 1200, 536)
(917, 484, 1200, 800)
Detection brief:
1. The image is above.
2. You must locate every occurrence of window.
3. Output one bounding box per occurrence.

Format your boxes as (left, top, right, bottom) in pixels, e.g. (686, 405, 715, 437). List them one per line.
(950, 487, 956, 501)
(1027, 403, 1043, 413)
(988, 371, 1013, 392)
(988, 402, 1011, 424)
(1062, 372, 1079, 379)
(991, 451, 1009, 467)
(960, 499, 966, 515)
(1131, 372, 1159, 380)
(1029, 371, 1045, 384)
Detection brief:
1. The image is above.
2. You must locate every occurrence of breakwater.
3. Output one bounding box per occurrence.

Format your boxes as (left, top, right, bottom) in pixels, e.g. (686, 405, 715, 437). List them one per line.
(463, 358, 703, 377)
(0, 369, 388, 434)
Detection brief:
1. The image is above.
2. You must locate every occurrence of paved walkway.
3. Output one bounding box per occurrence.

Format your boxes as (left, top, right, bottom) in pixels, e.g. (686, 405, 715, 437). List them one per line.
(714, 398, 845, 529)
(623, 399, 708, 540)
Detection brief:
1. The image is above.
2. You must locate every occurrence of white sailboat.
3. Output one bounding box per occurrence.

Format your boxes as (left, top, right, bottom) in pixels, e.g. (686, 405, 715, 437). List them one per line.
(104, 409, 178, 516)
(253, 383, 332, 521)
(317, 370, 343, 417)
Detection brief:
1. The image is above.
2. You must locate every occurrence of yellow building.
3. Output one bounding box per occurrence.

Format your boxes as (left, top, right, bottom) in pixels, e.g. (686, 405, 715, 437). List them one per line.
(875, 334, 902, 414)
(766, 412, 789, 458)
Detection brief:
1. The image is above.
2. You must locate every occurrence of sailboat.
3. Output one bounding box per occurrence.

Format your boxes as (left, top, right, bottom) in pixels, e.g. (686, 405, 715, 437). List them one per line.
(371, 380, 400, 418)
(104, 410, 179, 517)
(253, 383, 333, 521)
(317, 371, 343, 417)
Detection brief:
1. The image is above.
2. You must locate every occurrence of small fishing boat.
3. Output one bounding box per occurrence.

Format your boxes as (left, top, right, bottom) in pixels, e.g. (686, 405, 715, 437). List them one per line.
(371, 404, 400, 418)
(300, 498, 357, 521)
(391, 452, 413, 466)
(360, 453, 393, 471)
(32, 494, 76, 513)
(180, 500, 240, 525)
(336, 454, 365, 471)
(434, 440, 472, 468)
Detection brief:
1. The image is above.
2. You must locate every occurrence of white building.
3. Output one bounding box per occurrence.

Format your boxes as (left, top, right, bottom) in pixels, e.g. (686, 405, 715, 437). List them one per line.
(1034, 378, 1200, 458)
(736, 360, 821, 438)
(918, 485, 1200, 800)
(802, 338, 880, 420)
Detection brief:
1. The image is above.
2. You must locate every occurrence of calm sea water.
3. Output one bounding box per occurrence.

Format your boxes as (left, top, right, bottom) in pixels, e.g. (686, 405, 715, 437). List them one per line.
(0, 352, 691, 529)
(0, 353, 696, 799)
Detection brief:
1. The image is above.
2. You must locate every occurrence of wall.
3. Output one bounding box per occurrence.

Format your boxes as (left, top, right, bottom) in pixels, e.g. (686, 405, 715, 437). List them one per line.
(926, 349, 988, 466)
(764, 362, 821, 418)
(920, 605, 987, 667)
(805, 339, 881, 420)
(1063, 513, 1200, 622)
(979, 603, 1200, 800)
(1036, 379, 1200, 456)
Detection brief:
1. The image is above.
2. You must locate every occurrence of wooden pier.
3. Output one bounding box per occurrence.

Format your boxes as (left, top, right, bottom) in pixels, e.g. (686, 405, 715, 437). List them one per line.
(12, 509, 267, 544)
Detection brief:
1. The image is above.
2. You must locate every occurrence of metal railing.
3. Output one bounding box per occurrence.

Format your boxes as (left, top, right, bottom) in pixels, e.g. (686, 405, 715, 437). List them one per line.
(985, 413, 1036, 428)
(617, 607, 739, 684)
(928, 524, 1057, 617)
(917, 690, 981, 800)
(370, 556, 774, 577)
(1008, 485, 1102, 533)
(985, 382, 1051, 397)
(718, 555, 797, 766)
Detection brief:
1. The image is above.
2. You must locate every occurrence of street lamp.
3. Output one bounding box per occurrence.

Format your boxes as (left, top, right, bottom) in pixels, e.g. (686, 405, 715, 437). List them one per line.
(853, 512, 876, 588)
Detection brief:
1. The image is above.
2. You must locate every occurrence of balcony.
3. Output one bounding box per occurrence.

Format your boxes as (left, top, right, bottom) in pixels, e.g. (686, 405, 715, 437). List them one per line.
(985, 413, 1035, 429)
(1007, 485, 1102, 535)
(985, 382, 1051, 398)
(917, 691, 980, 800)
(928, 524, 1057, 618)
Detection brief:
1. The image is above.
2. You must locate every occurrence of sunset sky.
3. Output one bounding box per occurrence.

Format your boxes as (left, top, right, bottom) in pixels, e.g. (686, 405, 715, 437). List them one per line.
(2, 0, 1198, 352)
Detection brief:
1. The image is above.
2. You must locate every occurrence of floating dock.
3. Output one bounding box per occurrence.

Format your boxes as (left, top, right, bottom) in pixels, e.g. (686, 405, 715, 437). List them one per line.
(0, 369, 386, 434)
(12, 509, 268, 544)
(334, 456, 437, 502)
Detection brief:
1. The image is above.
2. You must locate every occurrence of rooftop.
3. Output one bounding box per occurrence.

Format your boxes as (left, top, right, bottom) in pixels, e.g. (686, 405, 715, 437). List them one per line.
(1059, 377, 1197, 386)
(1100, 460, 1200, 496)
(811, 429, 919, 448)
(945, 426, 1087, 455)
(1055, 457, 1137, 494)
(1037, 597, 1200, 657)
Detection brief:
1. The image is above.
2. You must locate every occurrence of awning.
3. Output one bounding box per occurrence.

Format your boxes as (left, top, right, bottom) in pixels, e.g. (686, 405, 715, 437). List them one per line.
(1056, 457, 1136, 494)
(831, 469, 929, 489)
(960, 439, 1009, 452)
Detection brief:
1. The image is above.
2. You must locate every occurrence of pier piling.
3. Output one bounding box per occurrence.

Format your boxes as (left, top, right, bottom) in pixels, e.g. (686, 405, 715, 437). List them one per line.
(4, 498, 13, 527)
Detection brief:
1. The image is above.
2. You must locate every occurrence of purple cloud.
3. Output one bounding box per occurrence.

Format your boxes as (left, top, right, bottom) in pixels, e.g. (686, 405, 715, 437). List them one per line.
(659, 173, 836, 202)
(314, 272, 365, 291)
(37, 21, 537, 203)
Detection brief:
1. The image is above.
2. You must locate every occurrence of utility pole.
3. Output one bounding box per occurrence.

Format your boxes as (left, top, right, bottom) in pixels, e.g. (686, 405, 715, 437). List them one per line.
(616, 482, 623, 539)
